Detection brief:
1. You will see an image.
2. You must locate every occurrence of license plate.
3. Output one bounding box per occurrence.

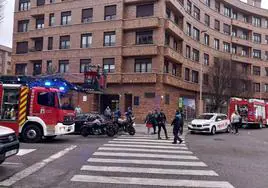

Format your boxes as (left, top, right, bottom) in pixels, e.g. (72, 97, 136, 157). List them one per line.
(5, 149, 18, 157)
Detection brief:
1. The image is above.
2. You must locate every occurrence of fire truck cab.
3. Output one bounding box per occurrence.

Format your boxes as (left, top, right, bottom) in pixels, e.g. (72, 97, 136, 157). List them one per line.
(0, 84, 75, 143)
(228, 98, 266, 128)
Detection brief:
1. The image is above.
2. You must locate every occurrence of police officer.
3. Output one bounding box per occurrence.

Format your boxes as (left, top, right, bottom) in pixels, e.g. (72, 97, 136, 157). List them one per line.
(157, 109, 168, 140)
(171, 110, 183, 144)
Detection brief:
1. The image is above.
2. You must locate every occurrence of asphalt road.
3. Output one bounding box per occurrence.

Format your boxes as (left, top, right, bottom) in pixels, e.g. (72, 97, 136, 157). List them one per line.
(0, 125, 267, 188)
(187, 128, 268, 188)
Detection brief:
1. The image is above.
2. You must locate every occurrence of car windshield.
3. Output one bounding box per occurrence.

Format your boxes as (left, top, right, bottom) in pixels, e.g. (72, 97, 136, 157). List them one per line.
(58, 93, 74, 110)
(196, 114, 214, 120)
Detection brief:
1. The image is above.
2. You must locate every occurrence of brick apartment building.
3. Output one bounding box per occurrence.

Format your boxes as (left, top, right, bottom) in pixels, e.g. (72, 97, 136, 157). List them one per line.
(0, 45, 12, 75)
(12, 0, 268, 121)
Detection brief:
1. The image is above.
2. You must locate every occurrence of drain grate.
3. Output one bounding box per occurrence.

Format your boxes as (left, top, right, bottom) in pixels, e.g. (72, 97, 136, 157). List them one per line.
(214, 138, 225, 141)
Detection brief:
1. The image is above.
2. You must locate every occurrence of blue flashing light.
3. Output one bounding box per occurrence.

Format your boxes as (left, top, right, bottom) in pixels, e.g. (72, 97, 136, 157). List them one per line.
(45, 81, 51, 86)
(59, 86, 65, 91)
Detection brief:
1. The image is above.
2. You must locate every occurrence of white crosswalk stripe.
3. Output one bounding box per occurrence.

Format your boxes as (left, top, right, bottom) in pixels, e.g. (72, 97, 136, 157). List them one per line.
(16, 149, 36, 156)
(70, 135, 234, 188)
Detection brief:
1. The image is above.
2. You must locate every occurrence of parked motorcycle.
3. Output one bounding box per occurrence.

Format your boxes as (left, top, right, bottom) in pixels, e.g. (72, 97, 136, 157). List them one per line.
(114, 115, 136, 135)
(80, 115, 116, 137)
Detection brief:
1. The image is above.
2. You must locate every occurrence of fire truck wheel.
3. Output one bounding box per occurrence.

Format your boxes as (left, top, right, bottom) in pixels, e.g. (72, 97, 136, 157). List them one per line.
(211, 126, 216, 135)
(22, 124, 43, 143)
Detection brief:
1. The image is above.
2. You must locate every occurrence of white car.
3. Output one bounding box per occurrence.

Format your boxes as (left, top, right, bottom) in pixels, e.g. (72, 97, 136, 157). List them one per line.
(188, 113, 231, 135)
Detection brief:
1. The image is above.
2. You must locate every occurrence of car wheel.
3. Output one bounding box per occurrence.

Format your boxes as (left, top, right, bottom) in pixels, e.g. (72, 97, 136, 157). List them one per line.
(211, 126, 216, 135)
(226, 125, 231, 133)
(81, 127, 89, 137)
(22, 124, 43, 143)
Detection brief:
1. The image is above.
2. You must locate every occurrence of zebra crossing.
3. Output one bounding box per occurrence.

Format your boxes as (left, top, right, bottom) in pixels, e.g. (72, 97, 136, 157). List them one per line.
(71, 134, 234, 188)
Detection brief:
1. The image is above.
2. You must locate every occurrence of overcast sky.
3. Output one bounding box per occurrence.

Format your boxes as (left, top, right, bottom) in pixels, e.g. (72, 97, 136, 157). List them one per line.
(0, 0, 268, 48)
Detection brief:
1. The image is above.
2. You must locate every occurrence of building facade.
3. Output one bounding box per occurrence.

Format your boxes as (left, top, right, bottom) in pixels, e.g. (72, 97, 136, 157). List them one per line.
(0, 45, 12, 75)
(12, 0, 268, 121)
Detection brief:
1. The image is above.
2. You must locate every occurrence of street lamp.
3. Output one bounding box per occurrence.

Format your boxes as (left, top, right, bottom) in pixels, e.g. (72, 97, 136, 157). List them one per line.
(199, 30, 207, 115)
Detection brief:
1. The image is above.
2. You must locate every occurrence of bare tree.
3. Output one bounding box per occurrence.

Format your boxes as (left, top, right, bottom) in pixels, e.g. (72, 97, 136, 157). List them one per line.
(0, 0, 5, 23)
(205, 57, 253, 113)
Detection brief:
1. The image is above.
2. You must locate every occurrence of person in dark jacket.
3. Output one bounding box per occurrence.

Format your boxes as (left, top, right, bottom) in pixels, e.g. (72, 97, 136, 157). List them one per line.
(157, 109, 168, 140)
(152, 110, 158, 134)
(145, 111, 153, 135)
(171, 110, 183, 144)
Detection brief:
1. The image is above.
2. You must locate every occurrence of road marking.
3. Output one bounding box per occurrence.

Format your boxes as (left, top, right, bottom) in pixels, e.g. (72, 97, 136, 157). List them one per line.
(0, 145, 77, 187)
(114, 138, 180, 143)
(88, 158, 207, 167)
(71, 175, 234, 188)
(16, 149, 36, 156)
(1, 162, 22, 166)
(93, 152, 198, 160)
(81, 165, 218, 176)
(109, 141, 186, 146)
(98, 147, 193, 154)
(104, 144, 188, 150)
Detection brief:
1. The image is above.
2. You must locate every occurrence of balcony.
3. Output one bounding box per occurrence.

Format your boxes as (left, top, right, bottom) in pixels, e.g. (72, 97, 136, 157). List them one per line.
(122, 45, 158, 57)
(162, 74, 199, 92)
(106, 74, 122, 84)
(123, 17, 160, 30)
(231, 36, 252, 47)
(165, 19, 184, 37)
(231, 54, 251, 63)
(164, 47, 185, 64)
(122, 73, 157, 84)
(231, 19, 253, 31)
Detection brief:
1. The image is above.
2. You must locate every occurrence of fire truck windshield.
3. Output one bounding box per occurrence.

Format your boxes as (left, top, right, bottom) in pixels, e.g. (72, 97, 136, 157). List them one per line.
(57, 93, 74, 110)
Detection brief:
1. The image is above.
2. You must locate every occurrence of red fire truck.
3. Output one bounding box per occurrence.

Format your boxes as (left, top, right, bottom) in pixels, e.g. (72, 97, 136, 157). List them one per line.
(0, 84, 75, 143)
(228, 98, 267, 128)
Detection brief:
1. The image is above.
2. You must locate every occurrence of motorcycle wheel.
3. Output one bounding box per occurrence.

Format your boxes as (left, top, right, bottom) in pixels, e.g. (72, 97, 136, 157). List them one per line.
(106, 126, 116, 137)
(81, 127, 89, 137)
(128, 126, 136, 136)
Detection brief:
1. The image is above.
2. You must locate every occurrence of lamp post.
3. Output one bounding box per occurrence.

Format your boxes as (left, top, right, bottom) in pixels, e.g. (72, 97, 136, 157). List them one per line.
(199, 30, 207, 115)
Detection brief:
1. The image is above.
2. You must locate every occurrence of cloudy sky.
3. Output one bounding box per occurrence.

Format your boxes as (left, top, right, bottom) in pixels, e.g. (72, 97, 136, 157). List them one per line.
(0, 0, 268, 48)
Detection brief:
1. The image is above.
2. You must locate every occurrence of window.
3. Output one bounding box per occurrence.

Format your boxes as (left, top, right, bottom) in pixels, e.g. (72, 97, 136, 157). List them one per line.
(172, 64, 181, 77)
(1, 88, 19, 120)
(82, 8, 93, 23)
(205, 14, 210, 26)
(33, 61, 42, 76)
(50, 0, 55, 3)
(81, 33, 92, 48)
(15, 64, 27, 75)
(264, 19, 268, 28)
(192, 70, 199, 83)
(36, 16, 44, 29)
(80, 59, 91, 73)
(214, 39, 220, 50)
(58, 60, 69, 73)
(136, 3, 154, 17)
(103, 58, 115, 73)
(193, 6, 200, 20)
(186, 23, 191, 36)
(232, 29, 237, 37)
(232, 12, 237, 19)
(186, 45, 191, 58)
(205, 0, 210, 7)
(19, 0, 30, 11)
(134, 96, 140, 106)
(232, 46, 237, 54)
(164, 61, 169, 73)
(264, 84, 268, 92)
(265, 51, 268, 60)
(224, 6, 231, 17)
(241, 48, 248, 56)
(193, 27, 200, 41)
(173, 39, 179, 51)
(204, 34, 209, 45)
(37, 0, 45, 6)
(203, 74, 209, 85)
(49, 13, 55, 26)
(252, 16, 261, 27)
(215, 1, 220, 12)
(104, 31, 116, 46)
(144, 92, 155, 98)
(265, 35, 268, 44)
(254, 83, 260, 92)
(241, 31, 248, 40)
(253, 66, 261, 76)
(253, 49, 261, 59)
(215, 20, 220, 31)
(185, 68, 190, 81)
(253, 33, 261, 44)
(192, 49, 199, 62)
(16, 41, 28, 54)
(204, 53, 209, 65)
(38, 92, 55, 107)
(265, 67, 268, 76)
(60, 35, 70, 49)
(61, 11, 71, 25)
(165, 94, 170, 105)
(18, 20, 29, 32)
(166, 8, 171, 19)
(165, 33, 170, 45)
(48, 37, 53, 50)
(104, 5, 116, 20)
(223, 42, 230, 52)
(186, 0, 192, 14)
(33, 37, 43, 51)
(134, 58, 152, 73)
(47, 60, 52, 73)
(136, 30, 153, 44)
(174, 15, 179, 25)
(223, 24, 230, 35)
(243, 15, 249, 23)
